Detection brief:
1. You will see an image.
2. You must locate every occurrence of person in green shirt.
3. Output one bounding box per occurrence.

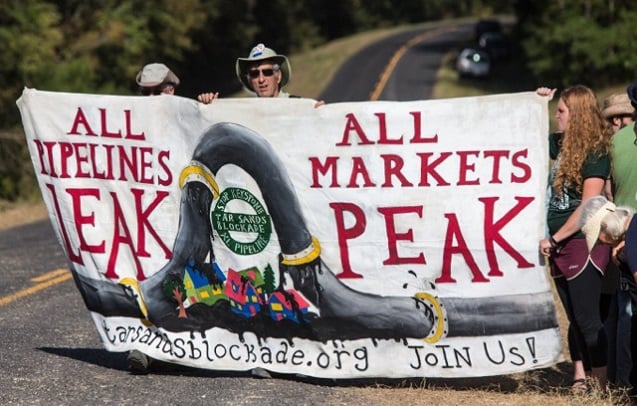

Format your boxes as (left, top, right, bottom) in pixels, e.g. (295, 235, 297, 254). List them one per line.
(607, 81, 637, 393)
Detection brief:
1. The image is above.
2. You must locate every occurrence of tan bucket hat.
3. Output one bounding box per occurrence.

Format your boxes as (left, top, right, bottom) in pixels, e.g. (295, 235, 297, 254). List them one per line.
(136, 63, 180, 87)
(235, 43, 291, 92)
(601, 93, 634, 119)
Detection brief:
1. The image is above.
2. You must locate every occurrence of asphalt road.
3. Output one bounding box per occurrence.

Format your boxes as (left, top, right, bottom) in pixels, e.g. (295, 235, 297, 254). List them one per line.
(320, 23, 472, 102)
(1, 23, 473, 405)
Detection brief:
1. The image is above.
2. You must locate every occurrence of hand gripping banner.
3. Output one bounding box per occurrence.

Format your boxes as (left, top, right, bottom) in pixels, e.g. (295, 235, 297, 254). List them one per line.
(17, 89, 560, 378)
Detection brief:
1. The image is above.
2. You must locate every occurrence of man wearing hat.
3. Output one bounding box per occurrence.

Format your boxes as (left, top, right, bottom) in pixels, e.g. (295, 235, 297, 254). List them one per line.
(606, 81, 637, 392)
(599, 91, 635, 387)
(612, 82, 637, 218)
(235, 43, 293, 98)
(602, 92, 634, 133)
(198, 43, 324, 106)
(198, 43, 292, 103)
(136, 63, 180, 96)
(127, 61, 181, 374)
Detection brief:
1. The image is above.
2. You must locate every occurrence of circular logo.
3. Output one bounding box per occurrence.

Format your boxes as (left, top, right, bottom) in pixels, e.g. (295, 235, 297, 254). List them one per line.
(211, 187, 272, 255)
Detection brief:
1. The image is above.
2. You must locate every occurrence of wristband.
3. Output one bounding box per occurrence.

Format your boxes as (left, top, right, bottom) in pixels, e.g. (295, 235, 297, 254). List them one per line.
(549, 236, 559, 248)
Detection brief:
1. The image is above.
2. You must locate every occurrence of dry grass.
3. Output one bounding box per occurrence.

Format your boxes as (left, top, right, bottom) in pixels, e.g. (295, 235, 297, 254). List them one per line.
(0, 199, 47, 231)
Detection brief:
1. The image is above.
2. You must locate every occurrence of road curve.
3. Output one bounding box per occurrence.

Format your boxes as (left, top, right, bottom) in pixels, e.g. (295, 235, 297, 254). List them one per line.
(320, 23, 472, 102)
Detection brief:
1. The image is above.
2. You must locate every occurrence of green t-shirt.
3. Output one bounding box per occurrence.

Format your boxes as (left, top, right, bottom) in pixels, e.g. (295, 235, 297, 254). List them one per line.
(611, 122, 637, 209)
(546, 132, 611, 235)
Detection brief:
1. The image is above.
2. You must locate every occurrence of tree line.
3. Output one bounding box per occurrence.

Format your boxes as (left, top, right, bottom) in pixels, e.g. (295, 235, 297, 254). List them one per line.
(1, 0, 513, 130)
(1, 0, 637, 202)
(515, 0, 637, 88)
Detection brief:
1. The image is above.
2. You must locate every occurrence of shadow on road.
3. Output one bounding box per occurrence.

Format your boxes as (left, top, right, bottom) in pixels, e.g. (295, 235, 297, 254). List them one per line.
(38, 346, 245, 377)
(38, 346, 572, 394)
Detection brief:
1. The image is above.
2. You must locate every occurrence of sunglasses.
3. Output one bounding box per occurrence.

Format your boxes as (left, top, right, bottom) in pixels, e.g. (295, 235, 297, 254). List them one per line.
(140, 84, 174, 96)
(247, 68, 278, 79)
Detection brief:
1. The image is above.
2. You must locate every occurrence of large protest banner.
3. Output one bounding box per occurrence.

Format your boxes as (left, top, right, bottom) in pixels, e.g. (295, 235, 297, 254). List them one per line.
(17, 88, 560, 378)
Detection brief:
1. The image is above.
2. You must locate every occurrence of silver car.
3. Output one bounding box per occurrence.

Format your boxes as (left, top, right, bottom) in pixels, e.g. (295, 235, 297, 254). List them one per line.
(456, 48, 490, 78)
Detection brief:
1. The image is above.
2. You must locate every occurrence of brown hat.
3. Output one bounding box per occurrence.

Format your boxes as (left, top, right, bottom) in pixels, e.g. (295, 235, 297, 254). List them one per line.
(235, 43, 291, 92)
(601, 93, 634, 119)
(136, 63, 180, 87)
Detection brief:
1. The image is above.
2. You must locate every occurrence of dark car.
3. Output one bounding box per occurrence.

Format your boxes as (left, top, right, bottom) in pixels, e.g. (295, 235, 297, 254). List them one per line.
(456, 48, 490, 78)
(474, 19, 502, 41)
(478, 32, 510, 61)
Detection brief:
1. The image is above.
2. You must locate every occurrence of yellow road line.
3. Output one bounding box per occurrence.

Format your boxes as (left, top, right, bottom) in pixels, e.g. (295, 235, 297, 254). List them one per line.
(369, 26, 460, 101)
(0, 268, 71, 306)
(31, 268, 69, 282)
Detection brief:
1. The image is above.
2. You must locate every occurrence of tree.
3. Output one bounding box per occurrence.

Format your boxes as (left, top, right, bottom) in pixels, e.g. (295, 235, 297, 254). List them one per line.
(516, 0, 637, 88)
(263, 264, 276, 294)
(162, 275, 188, 318)
(0, 0, 62, 128)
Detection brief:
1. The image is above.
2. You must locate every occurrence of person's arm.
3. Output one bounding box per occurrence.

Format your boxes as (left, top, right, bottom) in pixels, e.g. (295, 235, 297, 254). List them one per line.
(197, 92, 219, 104)
(536, 87, 557, 100)
(619, 219, 637, 283)
(612, 240, 625, 265)
(539, 177, 605, 256)
(604, 178, 614, 202)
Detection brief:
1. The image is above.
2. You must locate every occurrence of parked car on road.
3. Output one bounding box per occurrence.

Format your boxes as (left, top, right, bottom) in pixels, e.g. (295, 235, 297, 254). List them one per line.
(456, 48, 490, 78)
(478, 32, 510, 61)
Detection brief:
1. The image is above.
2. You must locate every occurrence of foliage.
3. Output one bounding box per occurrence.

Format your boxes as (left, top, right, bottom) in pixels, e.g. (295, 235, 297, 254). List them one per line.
(162, 274, 187, 318)
(515, 0, 637, 88)
(1, 0, 516, 203)
(0, 132, 35, 201)
(2, 0, 515, 129)
(7, 1, 636, 127)
(0, 0, 62, 128)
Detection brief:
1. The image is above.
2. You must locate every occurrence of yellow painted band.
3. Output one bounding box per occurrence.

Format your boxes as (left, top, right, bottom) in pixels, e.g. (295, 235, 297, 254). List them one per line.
(281, 236, 321, 266)
(415, 292, 447, 344)
(178, 163, 219, 198)
(120, 277, 148, 319)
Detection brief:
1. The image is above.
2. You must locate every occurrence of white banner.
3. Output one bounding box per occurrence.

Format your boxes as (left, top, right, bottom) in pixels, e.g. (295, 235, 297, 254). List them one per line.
(17, 88, 559, 378)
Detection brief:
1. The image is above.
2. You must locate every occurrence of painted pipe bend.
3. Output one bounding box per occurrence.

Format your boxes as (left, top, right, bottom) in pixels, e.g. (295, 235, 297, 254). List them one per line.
(72, 122, 558, 338)
(192, 122, 312, 255)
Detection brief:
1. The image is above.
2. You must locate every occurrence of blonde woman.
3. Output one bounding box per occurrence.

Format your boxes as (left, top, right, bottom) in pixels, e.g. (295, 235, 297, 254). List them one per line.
(579, 196, 634, 253)
(537, 85, 613, 390)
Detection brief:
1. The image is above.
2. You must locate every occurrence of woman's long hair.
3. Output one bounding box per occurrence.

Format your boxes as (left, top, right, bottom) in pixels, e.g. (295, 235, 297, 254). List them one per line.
(553, 85, 612, 195)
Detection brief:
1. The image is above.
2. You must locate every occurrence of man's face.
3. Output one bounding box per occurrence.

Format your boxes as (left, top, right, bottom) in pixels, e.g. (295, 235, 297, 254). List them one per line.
(609, 115, 633, 133)
(247, 61, 281, 98)
(599, 230, 622, 247)
(140, 83, 175, 96)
